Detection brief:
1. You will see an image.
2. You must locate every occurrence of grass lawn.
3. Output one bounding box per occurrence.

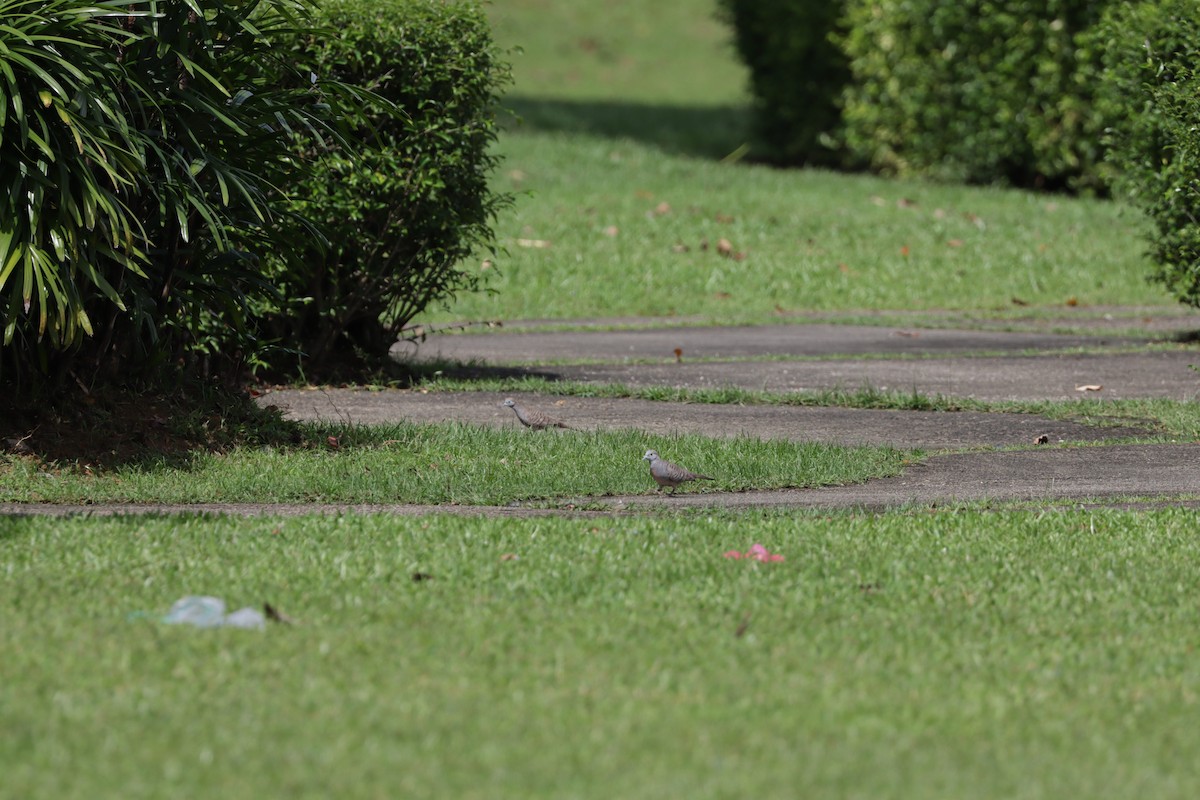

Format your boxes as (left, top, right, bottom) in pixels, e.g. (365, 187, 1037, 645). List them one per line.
(0, 422, 910, 504)
(415, 1, 1173, 327)
(4, 510, 1200, 799)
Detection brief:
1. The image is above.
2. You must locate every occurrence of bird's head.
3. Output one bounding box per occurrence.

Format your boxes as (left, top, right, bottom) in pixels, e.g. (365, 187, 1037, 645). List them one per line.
(502, 398, 516, 408)
(642, 449, 658, 462)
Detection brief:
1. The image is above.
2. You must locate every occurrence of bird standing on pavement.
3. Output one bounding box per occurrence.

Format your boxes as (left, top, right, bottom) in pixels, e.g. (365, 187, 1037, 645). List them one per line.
(502, 397, 575, 430)
(642, 449, 713, 495)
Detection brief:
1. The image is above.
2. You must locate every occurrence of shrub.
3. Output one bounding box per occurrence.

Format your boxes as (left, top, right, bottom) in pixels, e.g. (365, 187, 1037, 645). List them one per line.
(716, 0, 850, 166)
(1096, 0, 1200, 306)
(256, 0, 512, 377)
(0, 0, 340, 395)
(839, 0, 1116, 190)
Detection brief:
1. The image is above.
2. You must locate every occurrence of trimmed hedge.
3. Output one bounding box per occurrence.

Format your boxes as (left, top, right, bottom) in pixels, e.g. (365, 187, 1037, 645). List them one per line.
(839, 0, 1115, 190)
(257, 0, 512, 376)
(716, 0, 850, 166)
(1096, 0, 1200, 305)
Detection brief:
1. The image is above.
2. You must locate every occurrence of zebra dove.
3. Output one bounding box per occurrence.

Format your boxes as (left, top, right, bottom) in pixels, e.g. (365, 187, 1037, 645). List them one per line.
(502, 398, 574, 430)
(642, 449, 713, 495)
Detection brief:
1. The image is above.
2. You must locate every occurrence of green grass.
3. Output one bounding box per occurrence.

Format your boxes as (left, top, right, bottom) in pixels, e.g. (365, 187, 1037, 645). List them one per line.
(0, 422, 911, 504)
(413, 1, 1174, 326)
(4, 510, 1200, 799)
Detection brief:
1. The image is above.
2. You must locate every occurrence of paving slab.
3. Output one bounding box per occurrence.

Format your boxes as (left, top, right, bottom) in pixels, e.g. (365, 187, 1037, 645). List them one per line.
(537, 350, 1200, 402)
(408, 322, 1135, 363)
(260, 388, 1148, 450)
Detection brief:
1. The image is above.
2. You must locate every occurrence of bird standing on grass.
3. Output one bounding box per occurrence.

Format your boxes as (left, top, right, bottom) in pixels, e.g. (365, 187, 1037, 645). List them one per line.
(502, 398, 575, 430)
(642, 449, 713, 495)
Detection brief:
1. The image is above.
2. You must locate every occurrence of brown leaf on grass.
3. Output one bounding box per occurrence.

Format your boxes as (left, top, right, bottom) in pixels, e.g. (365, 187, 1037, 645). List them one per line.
(946, 239, 964, 247)
(264, 602, 297, 625)
(1075, 384, 1103, 392)
(899, 245, 910, 257)
(671, 243, 690, 253)
(654, 201, 672, 216)
(837, 263, 857, 275)
(714, 213, 735, 223)
(897, 197, 918, 208)
(731, 251, 747, 262)
(1011, 297, 1029, 306)
(716, 238, 733, 257)
(516, 238, 551, 248)
(713, 292, 732, 300)
(500, 553, 520, 562)
(602, 225, 619, 237)
(1065, 296, 1078, 306)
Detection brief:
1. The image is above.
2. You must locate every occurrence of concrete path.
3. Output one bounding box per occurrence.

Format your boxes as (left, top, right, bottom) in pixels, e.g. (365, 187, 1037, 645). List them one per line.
(8, 308, 1200, 517)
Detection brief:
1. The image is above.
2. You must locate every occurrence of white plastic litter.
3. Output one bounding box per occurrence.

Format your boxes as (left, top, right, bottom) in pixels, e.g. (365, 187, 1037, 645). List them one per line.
(162, 596, 265, 630)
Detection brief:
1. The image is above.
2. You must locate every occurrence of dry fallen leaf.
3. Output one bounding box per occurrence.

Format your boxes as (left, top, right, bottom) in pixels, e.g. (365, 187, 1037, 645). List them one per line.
(515, 238, 551, 248)
(946, 239, 964, 248)
(1075, 384, 1103, 392)
(1065, 296, 1078, 306)
(671, 243, 690, 253)
(897, 197, 918, 208)
(654, 201, 672, 216)
(500, 553, 520, 562)
(716, 238, 734, 257)
(602, 225, 619, 237)
(264, 602, 297, 625)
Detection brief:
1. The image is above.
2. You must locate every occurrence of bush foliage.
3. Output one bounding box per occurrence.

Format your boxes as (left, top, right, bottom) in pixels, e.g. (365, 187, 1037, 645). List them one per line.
(0, 0, 509, 397)
(716, 0, 850, 166)
(259, 0, 511, 377)
(838, 0, 1116, 190)
(1096, 0, 1200, 306)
